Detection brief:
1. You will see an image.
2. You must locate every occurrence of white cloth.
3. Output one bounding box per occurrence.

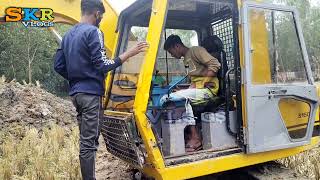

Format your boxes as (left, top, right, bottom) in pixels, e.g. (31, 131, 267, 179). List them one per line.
(160, 88, 214, 106)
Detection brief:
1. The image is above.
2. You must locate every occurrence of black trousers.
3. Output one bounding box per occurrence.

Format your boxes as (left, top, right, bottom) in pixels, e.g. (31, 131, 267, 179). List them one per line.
(72, 93, 102, 180)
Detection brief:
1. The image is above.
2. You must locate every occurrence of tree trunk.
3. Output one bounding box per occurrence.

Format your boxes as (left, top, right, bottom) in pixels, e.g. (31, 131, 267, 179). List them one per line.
(11, 64, 16, 79)
(27, 34, 31, 84)
(26, 33, 38, 84)
(28, 60, 32, 84)
(9, 55, 16, 79)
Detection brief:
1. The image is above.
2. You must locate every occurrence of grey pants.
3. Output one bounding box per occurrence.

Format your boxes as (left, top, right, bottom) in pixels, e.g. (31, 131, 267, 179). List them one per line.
(72, 93, 102, 180)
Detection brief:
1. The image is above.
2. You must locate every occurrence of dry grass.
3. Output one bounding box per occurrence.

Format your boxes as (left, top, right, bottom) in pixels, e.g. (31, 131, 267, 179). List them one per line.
(1, 125, 320, 180)
(0, 80, 131, 180)
(277, 147, 320, 179)
(0, 124, 81, 180)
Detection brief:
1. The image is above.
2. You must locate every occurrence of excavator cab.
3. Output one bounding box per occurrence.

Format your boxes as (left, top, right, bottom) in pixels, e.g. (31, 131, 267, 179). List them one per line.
(1, 0, 318, 179)
(102, 0, 319, 179)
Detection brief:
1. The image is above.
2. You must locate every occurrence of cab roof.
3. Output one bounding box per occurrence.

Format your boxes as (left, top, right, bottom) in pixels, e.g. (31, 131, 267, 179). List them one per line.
(117, 0, 235, 30)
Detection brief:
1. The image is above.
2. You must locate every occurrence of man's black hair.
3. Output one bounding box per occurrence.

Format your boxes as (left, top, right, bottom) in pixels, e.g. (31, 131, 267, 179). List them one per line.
(81, 0, 105, 15)
(164, 34, 184, 51)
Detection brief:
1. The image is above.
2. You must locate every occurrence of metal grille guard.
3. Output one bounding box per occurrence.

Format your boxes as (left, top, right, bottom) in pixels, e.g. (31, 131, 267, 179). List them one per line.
(101, 112, 145, 168)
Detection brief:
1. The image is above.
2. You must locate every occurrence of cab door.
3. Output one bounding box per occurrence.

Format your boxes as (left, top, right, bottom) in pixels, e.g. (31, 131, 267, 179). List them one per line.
(242, 1, 319, 153)
(101, 0, 168, 169)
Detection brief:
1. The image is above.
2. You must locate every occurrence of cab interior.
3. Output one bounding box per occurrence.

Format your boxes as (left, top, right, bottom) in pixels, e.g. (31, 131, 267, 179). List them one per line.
(106, 0, 243, 165)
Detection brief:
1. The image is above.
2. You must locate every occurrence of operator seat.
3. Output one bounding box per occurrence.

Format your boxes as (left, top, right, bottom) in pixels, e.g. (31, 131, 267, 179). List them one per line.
(160, 35, 229, 112)
(158, 36, 229, 155)
(201, 35, 228, 98)
(190, 35, 229, 115)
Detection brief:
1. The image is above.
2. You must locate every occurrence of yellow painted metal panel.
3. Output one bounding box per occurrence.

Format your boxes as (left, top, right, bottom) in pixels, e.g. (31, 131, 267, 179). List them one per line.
(315, 82, 320, 123)
(0, 0, 118, 55)
(139, 1, 320, 179)
(104, 110, 132, 117)
(249, 10, 272, 84)
(101, 0, 120, 106)
(133, 0, 168, 169)
(279, 98, 310, 134)
(100, 0, 119, 56)
(238, 21, 247, 128)
(238, 0, 265, 129)
(238, 0, 248, 128)
(143, 137, 320, 180)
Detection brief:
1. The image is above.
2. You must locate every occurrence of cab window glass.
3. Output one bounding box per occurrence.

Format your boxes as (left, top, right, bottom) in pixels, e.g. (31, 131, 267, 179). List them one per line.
(106, 26, 148, 111)
(120, 26, 148, 74)
(155, 29, 198, 85)
(249, 8, 308, 84)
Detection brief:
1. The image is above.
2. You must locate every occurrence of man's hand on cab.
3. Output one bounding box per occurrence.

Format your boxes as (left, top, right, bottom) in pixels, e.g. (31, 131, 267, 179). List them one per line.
(119, 42, 149, 63)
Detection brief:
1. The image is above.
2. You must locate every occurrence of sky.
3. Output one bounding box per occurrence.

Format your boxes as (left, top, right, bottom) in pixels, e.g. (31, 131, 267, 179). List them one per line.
(109, 0, 320, 13)
(108, 0, 135, 13)
(311, 0, 320, 6)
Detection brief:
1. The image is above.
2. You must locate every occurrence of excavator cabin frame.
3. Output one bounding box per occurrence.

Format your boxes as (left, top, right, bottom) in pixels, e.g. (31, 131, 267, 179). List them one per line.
(1, 0, 319, 180)
(101, 1, 320, 179)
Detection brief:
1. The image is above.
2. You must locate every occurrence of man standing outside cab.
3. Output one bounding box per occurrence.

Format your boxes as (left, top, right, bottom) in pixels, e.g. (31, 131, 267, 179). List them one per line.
(54, 0, 148, 179)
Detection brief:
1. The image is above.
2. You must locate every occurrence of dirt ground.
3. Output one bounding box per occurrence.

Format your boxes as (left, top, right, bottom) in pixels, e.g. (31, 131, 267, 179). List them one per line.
(0, 79, 319, 180)
(0, 80, 131, 179)
(0, 80, 76, 139)
(96, 137, 133, 180)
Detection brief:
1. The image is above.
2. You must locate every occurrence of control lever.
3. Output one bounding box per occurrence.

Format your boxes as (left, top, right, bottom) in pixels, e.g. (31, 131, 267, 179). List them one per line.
(167, 65, 189, 97)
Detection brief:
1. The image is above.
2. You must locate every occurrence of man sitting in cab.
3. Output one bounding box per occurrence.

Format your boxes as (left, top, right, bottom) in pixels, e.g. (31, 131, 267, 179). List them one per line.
(161, 34, 221, 152)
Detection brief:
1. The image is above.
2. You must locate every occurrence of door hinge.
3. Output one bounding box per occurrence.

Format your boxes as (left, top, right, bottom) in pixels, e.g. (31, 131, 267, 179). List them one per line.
(241, 127, 248, 145)
(241, 68, 246, 85)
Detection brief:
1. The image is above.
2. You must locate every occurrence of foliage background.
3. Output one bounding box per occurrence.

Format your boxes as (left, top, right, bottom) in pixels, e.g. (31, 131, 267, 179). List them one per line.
(0, 0, 319, 96)
(0, 23, 71, 96)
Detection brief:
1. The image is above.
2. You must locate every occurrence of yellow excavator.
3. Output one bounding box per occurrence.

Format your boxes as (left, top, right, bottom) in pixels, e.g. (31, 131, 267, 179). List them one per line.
(1, 0, 320, 179)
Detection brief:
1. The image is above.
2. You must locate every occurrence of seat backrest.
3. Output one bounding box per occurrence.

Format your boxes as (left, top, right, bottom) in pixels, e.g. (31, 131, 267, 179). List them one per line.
(201, 35, 228, 97)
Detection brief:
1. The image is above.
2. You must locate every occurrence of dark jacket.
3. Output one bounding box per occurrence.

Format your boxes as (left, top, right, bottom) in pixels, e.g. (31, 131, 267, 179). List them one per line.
(54, 23, 121, 96)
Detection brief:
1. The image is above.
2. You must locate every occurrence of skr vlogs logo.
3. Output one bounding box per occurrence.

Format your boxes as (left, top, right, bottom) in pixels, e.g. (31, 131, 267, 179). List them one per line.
(5, 7, 54, 27)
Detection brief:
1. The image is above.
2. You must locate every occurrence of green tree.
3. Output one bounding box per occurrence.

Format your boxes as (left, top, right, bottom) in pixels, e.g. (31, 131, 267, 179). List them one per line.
(267, 0, 320, 79)
(0, 23, 72, 96)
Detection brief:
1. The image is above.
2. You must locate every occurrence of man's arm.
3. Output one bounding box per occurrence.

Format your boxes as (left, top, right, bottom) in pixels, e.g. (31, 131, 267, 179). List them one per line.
(195, 47, 221, 77)
(88, 29, 122, 73)
(88, 29, 148, 74)
(54, 46, 68, 79)
(204, 69, 216, 77)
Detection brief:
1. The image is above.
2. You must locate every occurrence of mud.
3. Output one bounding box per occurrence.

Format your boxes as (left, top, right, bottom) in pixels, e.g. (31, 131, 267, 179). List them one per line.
(0, 80, 132, 180)
(0, 81, 76, 139)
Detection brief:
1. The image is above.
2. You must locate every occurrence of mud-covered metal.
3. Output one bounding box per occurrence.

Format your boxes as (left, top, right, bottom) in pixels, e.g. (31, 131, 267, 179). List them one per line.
(101, 111, 145, 168)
